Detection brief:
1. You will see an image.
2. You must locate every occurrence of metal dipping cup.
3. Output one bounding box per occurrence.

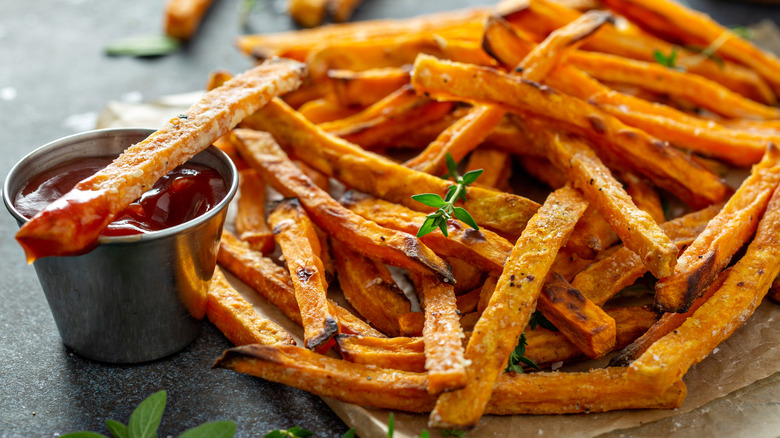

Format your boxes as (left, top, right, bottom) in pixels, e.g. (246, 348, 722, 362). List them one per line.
(3, 128, 238, 363)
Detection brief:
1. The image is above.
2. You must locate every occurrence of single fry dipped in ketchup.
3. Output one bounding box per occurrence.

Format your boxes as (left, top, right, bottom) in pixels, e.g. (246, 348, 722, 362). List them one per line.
(16, 59, 305, 262)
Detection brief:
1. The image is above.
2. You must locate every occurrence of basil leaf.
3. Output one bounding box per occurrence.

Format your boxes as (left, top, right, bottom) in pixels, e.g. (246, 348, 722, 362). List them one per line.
(105, 35, 181, 57)
(179, 421, 236, 438)
(128, 390, 166, 438)
(105, 420, 128, 438)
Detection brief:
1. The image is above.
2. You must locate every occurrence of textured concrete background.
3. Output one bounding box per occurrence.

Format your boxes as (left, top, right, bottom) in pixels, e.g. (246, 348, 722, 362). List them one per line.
(1, 0, 779, 437)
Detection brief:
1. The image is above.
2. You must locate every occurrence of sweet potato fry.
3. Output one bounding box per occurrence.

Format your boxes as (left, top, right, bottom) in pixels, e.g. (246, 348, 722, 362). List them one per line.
(326, 67, 411, 107)
(319, 85, 454, 149)
(430, 186, 588, 429)
(411, 54, 729, 208)
(572, 204, 722, 307)
(518, 9, 613, 82)
(566, 206, 618, 260)
(447, 257, 485, 295)
(214, 344, 686, 414)
(570, 51, 780, 120)
(164, 0, 215, 40)
(244, 98, 540, 240)
(297, 98, 361, 124)
(770, 275, 780, 304)
(465, 148, 512, 192)
(538, 273, 616, 359)
(484, 15, 779, 167)
(546, 133, 677, 278)
(456, 287, 481, 314)
(337, 306, 657, 372)
(288, 0, 328, 28)
(218, 231, 384, 338)
(398, 312, 425, 337)
(295, 160, 330, 191)
(610, 270, 728, 367)
(411, 273, 467, 394)
(620, 171, 665, 224)
(231, 129, 454, 282)
(655, 146, 780, 313)
(235, 169, 274, 255)
(331, 240, 411, 337)
(602, 0, 780, 98)
(507, 0, 775, 104)
(403, 105, 507, 175)
(207, 267, 296, 347)
(268, 199, 336, 351)
(629, 182, 780, 389)
(549, 246, 595, 282)
(477, 276, 497, 315)
(341, 191, 512, 275)
(15, 60, 306, 262)
(236, 8, 488, 60)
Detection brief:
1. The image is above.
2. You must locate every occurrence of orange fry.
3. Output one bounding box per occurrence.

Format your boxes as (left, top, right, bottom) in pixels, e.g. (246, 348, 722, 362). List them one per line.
(629, 183, 780, 389)
(412, 273, 467, 394)
(326, 67, 411, 107)
(214, 344, 686, 414)
(164, 0, 215, 40)
(331, 240, 411, 337)
(430, 186, 588, 429)
(655, 146, 780, 313)
(15, 60, 305, 262)
(269, 199, 336, 351)
(207, 267, 295, 347)
(235, 169, 274, 254)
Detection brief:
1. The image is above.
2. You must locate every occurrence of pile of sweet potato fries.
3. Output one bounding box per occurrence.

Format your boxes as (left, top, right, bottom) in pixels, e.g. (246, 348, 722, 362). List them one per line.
(18, 0, 780, 432)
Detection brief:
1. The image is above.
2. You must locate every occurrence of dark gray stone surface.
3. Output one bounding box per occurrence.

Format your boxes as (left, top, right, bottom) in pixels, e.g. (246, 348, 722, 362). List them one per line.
(1, 1, 779, 437)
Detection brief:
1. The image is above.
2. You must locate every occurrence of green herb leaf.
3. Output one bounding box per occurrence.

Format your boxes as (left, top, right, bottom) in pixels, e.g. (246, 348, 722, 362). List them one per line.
(443, 154, 459, 180)
(128, 390, 167, 438)
(529, 310, 558, 331)
(387, 413, 395, 438)
(653, 47, 678, 68)
(452, 207, 478, 230)
(105, 420, 128, 438)
(59, 433, 110, 438)
(441, 429, 467, 437)
(730, 26, 753, 40)
(413, 154, 482, 237)
(179, 421, 236, 438)
(419, 430, 430, 438)
(462, 169, 483, 185)
(342, 428, 357, 438)
(105, 35, 181, 57)
(505, 333, 539, 373)
(411, 193, 446, 208)
(265, 426, 313, 438)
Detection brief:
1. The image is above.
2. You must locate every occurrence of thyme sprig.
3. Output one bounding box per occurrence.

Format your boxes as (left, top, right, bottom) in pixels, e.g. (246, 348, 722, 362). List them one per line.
(412, 154, 482, 237)
(506, 333, 541, 373)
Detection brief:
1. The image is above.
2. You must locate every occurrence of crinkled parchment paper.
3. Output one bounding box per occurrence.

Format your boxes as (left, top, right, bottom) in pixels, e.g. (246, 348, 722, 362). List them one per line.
(95, 21, 780, 438)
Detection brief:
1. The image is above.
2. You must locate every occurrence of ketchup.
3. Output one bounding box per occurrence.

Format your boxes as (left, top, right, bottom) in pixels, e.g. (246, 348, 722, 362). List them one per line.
(14, 157, 227, 237)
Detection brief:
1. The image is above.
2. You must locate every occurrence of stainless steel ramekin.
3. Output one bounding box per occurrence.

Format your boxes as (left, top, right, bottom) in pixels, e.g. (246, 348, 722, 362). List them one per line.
(3, 128, 238, 363)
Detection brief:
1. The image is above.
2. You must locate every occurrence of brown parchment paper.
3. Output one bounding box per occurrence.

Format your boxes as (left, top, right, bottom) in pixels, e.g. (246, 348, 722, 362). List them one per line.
(95, 21, 780, 438)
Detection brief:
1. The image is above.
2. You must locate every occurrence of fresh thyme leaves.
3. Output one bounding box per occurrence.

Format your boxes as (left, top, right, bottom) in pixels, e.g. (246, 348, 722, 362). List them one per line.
(506, 333, 541, 373)
(412, 154, 482, 238)
(342, 428, 357, 438)
(104, 35, 181, 57)
(653, 47, 678, 69)
(529, 310, 558, 331)
(441, 429, 467, 437)
(265, 426, 313, 438)
(730, 26, 754, 40)
(60, 391, 236, 438)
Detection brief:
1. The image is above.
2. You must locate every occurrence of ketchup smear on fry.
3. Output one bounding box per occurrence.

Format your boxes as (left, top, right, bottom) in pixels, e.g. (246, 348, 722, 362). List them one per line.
(14, 157, 227, 236)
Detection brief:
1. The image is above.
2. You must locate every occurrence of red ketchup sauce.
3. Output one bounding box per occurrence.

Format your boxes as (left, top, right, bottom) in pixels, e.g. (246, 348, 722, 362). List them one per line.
(14, 157, 227, 237)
